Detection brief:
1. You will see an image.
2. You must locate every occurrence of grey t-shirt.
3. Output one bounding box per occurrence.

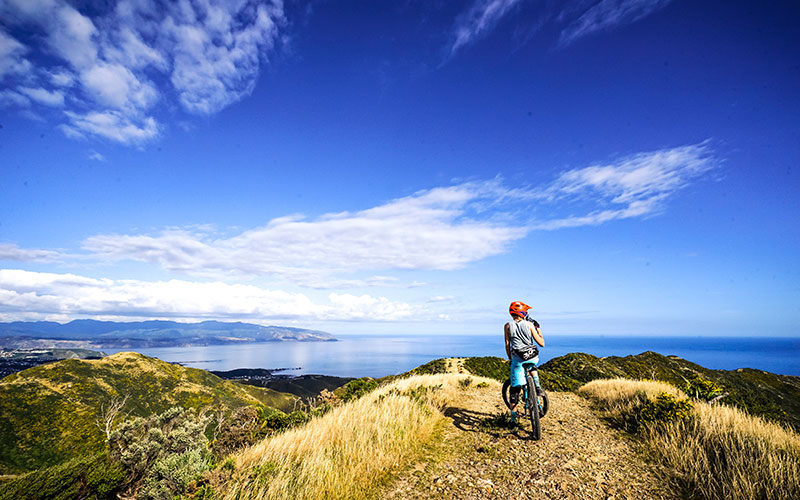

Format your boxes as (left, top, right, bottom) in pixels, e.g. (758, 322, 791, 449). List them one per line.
(507, 319, 535, 351)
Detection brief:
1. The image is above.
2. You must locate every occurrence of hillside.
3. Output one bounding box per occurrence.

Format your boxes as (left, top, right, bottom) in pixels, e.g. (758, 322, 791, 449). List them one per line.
(0, 319, 336, 348)
(1, 353, 797, 500)
(457, 352, 800, 430)
(0, 352, 298, 473)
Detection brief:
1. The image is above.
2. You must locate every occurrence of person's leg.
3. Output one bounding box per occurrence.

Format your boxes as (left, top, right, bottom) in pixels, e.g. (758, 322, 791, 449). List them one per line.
(509, 357, 526, 422)
(524, 359, 542, 390)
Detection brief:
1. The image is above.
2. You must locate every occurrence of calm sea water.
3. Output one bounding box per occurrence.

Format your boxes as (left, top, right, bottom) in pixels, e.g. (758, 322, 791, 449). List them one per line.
(106, 334, 800, 378)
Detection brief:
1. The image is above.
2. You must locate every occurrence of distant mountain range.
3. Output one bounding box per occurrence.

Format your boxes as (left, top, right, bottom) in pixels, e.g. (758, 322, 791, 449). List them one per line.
(0, 319, 336, 348)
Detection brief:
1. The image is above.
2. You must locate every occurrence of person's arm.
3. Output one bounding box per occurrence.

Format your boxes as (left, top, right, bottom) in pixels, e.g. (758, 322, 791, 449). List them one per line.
(504, 323, 512, 359)
(529, 319, 545, 347)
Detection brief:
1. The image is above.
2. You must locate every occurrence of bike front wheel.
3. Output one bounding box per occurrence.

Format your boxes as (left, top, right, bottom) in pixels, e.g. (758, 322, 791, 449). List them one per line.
(526, 372, 541, 440)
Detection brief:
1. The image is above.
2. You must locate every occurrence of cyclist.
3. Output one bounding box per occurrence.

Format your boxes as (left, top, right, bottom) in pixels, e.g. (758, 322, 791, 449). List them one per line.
(504, 301, 545, 424)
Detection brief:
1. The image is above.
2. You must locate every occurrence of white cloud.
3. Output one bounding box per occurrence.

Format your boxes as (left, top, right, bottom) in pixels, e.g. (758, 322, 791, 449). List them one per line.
(18, 86, 65, 107)
(429, 295, 456, 303)
(0, 269, 413, 322)
(0, 29, 31, 77)
(0, 89, 30, 107)
(0, 243, 60, 262)
(48, 69, 75, 87)
(559, 0, 674, 47)
(163, 0, 280, 114)
(62, 110, 159, 144)
(88, 150, 106, 161)
(75, 143, 714, 283)
(531, 142, 715, 229)
(80, 62, 158, 110)
(83, 182, 524, 282)
(448, 0, 524, 57)
(49, 3, 98, 69)
(447, 0, 675, 56)
(0, 0, 284, 144)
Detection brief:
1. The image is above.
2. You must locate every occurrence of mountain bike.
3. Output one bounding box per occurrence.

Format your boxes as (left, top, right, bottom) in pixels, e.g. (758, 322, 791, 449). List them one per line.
(502, 363, 549, 440)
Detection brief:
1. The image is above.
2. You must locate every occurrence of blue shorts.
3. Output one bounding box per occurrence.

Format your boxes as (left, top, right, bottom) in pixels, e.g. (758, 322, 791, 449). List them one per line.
(510, 353, 539, 387)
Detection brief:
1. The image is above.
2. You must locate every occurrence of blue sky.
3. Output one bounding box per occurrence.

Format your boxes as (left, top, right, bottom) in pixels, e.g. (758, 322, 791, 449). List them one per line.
(1, 0, 798, 336)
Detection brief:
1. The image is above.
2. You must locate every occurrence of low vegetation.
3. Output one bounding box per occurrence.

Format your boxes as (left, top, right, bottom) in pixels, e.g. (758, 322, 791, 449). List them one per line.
(579, 378, 800, 500)
(462, 356, 508, 381)
(220, 373, 494, 500)
(0, 453, 125, 500)
(408, 358, 448, 375)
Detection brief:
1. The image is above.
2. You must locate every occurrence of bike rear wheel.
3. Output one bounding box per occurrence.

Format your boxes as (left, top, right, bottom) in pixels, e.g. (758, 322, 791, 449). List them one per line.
(503, 379, 549, 418)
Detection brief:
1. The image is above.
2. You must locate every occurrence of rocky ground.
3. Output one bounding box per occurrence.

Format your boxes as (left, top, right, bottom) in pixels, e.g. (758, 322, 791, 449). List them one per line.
(380, 359, 680, 500)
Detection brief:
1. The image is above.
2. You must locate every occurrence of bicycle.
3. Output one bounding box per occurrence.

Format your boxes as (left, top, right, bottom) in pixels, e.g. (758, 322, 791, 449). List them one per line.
(501, 362, 549, 440)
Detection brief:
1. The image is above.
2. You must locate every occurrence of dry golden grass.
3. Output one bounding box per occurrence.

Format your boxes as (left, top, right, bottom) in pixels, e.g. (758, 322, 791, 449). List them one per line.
(579, 378, 682, 406)
(223, 373, 497, 500)
(580, 378, 800, 500)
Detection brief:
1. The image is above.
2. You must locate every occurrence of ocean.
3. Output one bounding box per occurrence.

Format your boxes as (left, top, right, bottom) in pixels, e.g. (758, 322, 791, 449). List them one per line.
(106, 334, 800, 378)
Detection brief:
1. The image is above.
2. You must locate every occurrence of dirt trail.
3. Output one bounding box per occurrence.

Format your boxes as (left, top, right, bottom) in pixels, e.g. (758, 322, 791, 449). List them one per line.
(380, 382, 679, 500)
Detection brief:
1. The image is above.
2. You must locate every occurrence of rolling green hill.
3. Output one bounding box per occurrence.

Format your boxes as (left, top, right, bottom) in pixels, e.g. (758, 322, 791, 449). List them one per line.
(0, 352, 298, 473)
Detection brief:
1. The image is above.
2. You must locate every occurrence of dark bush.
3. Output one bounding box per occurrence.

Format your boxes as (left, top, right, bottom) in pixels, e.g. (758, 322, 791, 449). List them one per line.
(109, 407, 212, 500)
(679, 375, 724, 401)
(0, 452, 125, 500)
(462, 357, 508, 381)
(638, 393, 694, 426)
(410, 358, 448, 375)
(211, 406, 262, 458)
(339, 378, 379, 402)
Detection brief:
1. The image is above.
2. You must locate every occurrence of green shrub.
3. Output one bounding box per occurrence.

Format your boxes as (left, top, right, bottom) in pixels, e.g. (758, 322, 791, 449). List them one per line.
(0, 452, 125, 500)
(262, 410, 311, 431)
(679, 375, 724, 401)
(138, 450, 211, 500)
(211, 406, 262, 458)
(211, 405, 317, 459)
(476, 382, 489, 388)
(339, 378, 379, 402)
(410, 358, 448, 375)
(638, 393, 694, 427)
(109, 407, 212, 499)
(462, 357, 508, 381)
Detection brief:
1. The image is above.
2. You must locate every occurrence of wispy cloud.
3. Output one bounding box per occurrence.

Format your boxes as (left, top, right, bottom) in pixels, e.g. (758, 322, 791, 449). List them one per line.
(559, 0, 674, 47)
(72, 142, 714, 284)
(82, 182, 524, 284)
(0, 0, 284, 144)
(448, 0, 524, 57)
(0, 269, 413, 322)
(87, 150, 106, 162)
(531, 141, 715, 229)
(0, 243, 60, 262)
(447, 0, 675, 56)
(1, 143, 715, 288)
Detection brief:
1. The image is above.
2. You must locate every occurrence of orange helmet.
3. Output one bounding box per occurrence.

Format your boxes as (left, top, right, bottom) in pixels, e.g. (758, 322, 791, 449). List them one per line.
(509, 301, 531, 318)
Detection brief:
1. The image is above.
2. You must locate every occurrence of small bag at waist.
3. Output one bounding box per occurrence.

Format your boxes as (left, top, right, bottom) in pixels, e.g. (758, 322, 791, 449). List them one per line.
(513, 345, 538, 361)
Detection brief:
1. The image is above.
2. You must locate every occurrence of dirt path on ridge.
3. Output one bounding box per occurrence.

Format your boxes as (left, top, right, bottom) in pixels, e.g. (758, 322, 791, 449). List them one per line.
(380, 380, 679, 500)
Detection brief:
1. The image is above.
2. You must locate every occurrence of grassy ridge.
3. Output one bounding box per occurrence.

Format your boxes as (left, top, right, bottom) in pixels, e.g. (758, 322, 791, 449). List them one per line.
(0, 352, 297, 473)
(579, 378, 800, 500)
